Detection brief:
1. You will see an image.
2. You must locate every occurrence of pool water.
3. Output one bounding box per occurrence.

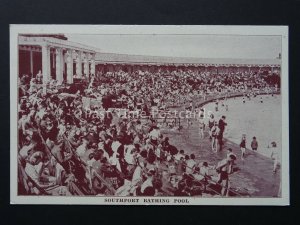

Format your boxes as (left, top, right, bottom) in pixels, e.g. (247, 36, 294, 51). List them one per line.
(202, 94, 282, 159)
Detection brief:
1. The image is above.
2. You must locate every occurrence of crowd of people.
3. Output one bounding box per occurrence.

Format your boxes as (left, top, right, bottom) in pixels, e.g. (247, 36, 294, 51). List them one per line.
(17, 66, 280, 197)
(89, 68, 278, 110)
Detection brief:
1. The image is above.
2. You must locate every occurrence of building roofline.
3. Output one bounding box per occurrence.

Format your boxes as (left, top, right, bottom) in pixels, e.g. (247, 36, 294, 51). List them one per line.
(95, 52, 281, 66)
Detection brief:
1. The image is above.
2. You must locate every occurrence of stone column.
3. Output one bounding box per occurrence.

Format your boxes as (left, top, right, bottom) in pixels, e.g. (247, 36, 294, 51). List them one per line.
(83, 53, 89, 77)
(29, 48, 33, 75)
(42, 44, 50, 94)
(47, 48, 51, 80)
(90, 56, 95, 75)
(55, 48, 63, 84)
(76, 51, 82, 78)
(66, 49, 73, 84)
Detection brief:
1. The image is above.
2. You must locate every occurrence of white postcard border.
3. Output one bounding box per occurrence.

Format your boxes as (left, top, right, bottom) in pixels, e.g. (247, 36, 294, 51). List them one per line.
(10, 25, 289, 205)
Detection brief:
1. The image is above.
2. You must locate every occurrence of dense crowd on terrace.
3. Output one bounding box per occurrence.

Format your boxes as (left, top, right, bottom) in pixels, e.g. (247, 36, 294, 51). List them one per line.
(17, 66, 280, 196)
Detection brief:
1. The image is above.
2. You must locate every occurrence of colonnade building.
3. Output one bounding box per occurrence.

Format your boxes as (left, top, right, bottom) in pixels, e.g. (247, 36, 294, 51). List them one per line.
(18, 34, 281, 93)
(18, 34, 96, 87)
(95, 52, 281, 75)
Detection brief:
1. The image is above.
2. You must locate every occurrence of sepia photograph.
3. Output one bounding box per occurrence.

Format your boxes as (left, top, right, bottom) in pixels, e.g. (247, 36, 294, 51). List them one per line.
(10, 25, 289, 205)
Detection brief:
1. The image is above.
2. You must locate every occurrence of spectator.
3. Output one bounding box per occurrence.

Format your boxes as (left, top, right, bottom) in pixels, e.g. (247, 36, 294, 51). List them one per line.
(216, 154, 237, 196)
(251, 137, 258, 151)
(240, 135, 246, 160)
(270, 141, 280, 173)
(218, 116, 227, 150)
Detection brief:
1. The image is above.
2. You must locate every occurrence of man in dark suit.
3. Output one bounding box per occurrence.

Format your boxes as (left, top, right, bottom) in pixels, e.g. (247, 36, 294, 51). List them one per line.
(218, 115, 227, 151)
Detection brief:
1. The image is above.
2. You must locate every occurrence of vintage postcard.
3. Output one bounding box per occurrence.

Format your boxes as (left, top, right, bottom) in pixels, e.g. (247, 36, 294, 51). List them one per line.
(10, 25, 289, 205)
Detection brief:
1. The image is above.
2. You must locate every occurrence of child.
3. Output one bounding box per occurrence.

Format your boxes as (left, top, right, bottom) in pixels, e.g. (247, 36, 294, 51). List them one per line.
(240, 134, 246, 160)
(199, 108, 205, 119)
(198, 117, 205, 139)
(215, 101, 219, 112)
(251, 137, 258, 151)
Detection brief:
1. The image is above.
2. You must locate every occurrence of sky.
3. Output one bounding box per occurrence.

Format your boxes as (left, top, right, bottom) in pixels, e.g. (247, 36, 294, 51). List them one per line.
(66, 34, 281, 59)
